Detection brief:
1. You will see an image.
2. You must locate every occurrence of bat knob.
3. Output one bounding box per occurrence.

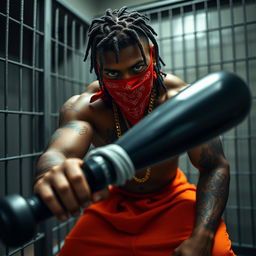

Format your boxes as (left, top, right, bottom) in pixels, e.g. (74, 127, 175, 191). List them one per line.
(0, 194, 37, 247)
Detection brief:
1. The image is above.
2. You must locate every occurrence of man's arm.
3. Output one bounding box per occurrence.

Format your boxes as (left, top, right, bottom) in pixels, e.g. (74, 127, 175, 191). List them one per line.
(190, 138, 230, 235)
(34, 97, 95, 221)
(173, 137, 230, 255)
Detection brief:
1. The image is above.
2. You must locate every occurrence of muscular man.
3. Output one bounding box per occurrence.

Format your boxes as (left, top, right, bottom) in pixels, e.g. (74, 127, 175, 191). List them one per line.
(34, 7, 235, 255)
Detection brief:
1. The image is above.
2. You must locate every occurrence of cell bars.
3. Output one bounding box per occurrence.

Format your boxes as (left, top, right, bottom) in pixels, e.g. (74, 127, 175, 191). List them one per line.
(137, 0, 256, 254)
(1, 0, 256, 255)
(50, 1, 90, 255)
(0, 0, 90, 255)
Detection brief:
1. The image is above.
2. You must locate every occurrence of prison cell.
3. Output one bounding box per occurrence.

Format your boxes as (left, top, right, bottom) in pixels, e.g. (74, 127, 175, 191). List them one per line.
(137, 0, 256, 255)
(0, 0, 255, 255)
(0, 0, 91, 255)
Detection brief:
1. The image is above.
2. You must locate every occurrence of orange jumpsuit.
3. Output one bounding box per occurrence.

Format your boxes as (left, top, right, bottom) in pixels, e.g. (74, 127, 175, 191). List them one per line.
(59, 169, 235, 255)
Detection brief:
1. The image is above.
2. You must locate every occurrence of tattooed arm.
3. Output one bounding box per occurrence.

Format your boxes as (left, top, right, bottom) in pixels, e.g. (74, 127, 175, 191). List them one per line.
(35, 120, 92, 177)
(173, 137, 230, 256)
(33, 93, 101, 221)
(191, 138, 230, 233)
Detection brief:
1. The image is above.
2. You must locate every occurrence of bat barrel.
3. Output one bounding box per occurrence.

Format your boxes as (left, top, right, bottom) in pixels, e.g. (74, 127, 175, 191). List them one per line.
(116, 72, 251, 170)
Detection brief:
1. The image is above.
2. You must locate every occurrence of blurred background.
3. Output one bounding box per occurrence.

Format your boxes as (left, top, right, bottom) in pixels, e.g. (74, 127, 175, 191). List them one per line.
(0, 0, 255, 255)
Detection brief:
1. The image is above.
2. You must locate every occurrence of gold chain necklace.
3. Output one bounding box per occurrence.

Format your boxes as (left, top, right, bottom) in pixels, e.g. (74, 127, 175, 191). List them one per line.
(112, 87, 156, 183)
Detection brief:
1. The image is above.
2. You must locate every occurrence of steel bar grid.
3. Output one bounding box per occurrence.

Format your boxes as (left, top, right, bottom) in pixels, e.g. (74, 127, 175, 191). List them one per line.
(54, 7, 60, 120)
(0, 152, 43, 162)
(53, 7, 62, 252)
(167, 56, 256, 71)
(47, 1, 90, 255)
(242, 0, 256, 246)
(134, 0, 207, 13)
(1, 0, 255, 255)
(0, 0, 90, 255)
(229, 0, 242, 244)
(3, 1, 10, 255)
(18, 7, 25, 244)
(50, 1, 89, 124)
(0, 0, 46, 254)
(0, 13, 44, 36)
(6, 233, 45, 256)
(0, 110, 44, 115)
(137, 0, 256, 253)
(157, 20, 256, 41)
(0, 57, 44, 71)
(203, 1, 211, 74)
(192, 3, 199, 79)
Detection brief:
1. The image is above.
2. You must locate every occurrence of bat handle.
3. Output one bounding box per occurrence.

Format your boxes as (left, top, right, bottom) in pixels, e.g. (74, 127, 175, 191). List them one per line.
(0, 155, 116, 247)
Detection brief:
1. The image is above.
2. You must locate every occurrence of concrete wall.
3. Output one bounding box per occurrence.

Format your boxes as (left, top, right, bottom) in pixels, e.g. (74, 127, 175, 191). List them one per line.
(63, 0, 97, 21)
(64, 0, 163, 21)
(90, 0, 159, 17)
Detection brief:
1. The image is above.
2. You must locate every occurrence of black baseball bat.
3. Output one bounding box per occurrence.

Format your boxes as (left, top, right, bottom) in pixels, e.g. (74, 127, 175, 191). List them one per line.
(0, 72, 251, 247)
(116, 71, 251, 169)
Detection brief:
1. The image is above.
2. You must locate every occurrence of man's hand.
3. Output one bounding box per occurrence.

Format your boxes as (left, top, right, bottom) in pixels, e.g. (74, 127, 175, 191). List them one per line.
(173, 232, 214, 256)
(34, 158, 109, 222)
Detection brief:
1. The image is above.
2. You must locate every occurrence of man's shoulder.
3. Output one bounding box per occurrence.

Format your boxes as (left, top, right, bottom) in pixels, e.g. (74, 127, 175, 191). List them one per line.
(162, 73, 189, 99)
(59, 93, 90, 124)
(163, 73, 187, 89)
(83, 80, 100, 93)
(59, 81, 109, 125)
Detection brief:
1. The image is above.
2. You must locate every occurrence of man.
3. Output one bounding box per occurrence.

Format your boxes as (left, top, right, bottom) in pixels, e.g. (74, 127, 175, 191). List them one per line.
(34, 7, 235, 255)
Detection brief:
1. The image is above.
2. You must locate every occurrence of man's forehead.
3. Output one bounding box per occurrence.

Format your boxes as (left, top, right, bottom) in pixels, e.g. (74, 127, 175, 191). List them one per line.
(98, 41, 150, 66)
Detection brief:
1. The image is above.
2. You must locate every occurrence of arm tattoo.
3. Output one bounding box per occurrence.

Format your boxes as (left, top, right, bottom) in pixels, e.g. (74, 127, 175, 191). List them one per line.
(195, 138, 230, 232)
(196, 170, 230, 232)
(209, 139, 225, 155)
(49, 129, 62, 144)
(59, 102, 78, 124)
(48, 122, 88, 146)
(198, 138, 225, 170)
(38, 161, 61, 175)
(35, 155, 64, 181)
(61, 121, 88, 135)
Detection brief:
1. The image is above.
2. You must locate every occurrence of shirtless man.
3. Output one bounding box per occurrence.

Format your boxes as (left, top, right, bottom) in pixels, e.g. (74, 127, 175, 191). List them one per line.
(34, 7, 235, 256)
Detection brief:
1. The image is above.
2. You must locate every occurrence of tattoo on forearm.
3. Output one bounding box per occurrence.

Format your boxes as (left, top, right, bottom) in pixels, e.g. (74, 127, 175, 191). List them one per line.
(196, 170, 230, 232)
(37, 156, 64, 176)
(38, 162, 60, 174)
(195, 138, 230, 232)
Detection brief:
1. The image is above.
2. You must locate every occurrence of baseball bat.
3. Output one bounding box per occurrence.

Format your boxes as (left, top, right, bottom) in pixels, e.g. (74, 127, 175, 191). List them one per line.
(0, 71, 251, 247)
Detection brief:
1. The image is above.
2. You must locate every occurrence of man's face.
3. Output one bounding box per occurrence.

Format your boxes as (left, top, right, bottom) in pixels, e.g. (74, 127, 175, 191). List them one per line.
(99, 40, 154, 80)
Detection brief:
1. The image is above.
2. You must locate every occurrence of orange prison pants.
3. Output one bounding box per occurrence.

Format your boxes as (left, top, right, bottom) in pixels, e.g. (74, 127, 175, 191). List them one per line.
(59, 169, 235, 256)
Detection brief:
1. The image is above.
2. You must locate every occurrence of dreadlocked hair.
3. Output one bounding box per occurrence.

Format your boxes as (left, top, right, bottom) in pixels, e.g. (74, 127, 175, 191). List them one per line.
(84, 6, 167, 98)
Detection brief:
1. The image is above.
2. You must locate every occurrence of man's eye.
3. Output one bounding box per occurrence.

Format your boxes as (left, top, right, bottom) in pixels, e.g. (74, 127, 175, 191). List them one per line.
(106, 71, 118, 78)
(134, 65, 146, 72)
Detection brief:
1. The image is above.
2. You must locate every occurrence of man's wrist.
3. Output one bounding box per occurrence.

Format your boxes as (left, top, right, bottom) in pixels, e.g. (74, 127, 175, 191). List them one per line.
(191, 225, 215, 242)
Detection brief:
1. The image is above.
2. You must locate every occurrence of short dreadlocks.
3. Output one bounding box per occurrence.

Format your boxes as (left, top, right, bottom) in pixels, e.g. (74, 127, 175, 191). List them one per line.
(84, 6, 166, 94)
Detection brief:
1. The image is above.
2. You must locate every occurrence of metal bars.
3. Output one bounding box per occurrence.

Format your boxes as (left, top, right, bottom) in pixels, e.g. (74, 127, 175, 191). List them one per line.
(137, 0, 256, 253)
(49, 2, 90, 255)
(50, 1, 90, 130)
(0, 0, 45, 255)
(242, 0, 256, 247)
(0, 0, 90, 255)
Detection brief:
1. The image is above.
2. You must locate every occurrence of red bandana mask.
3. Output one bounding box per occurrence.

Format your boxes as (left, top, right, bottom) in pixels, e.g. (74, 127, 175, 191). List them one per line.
(90, 53, 157, 125)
